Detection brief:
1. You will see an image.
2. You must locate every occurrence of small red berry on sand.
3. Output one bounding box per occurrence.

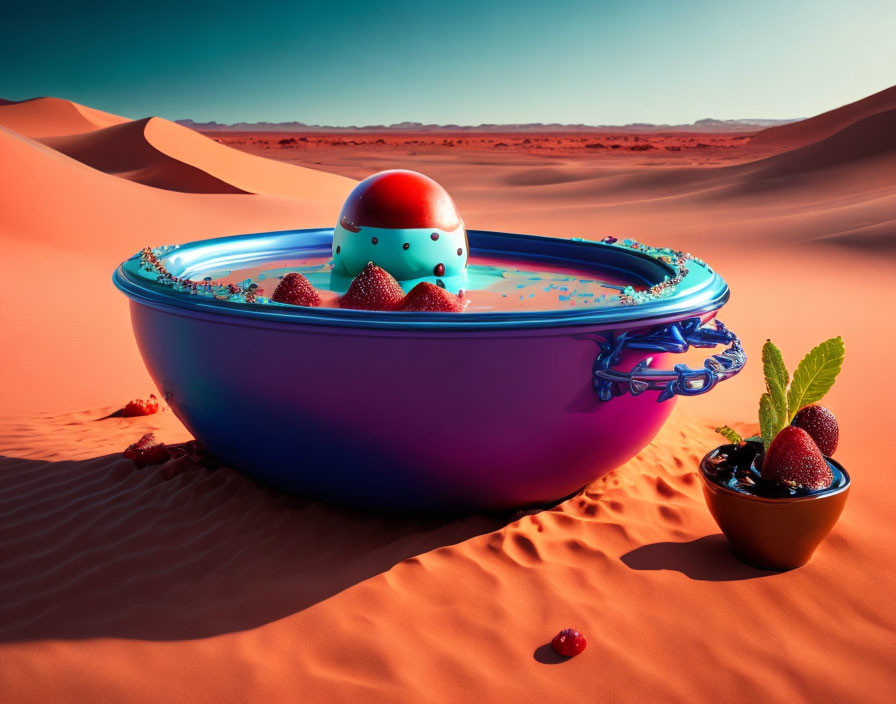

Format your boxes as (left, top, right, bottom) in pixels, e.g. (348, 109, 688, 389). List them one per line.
(272, 272, 321, 307)
(123, 433, 171, 468)
(340, 262, 405, 311)
(398, 282, 465, 312)
(761, 425, 833, 490)
(551, 628, 587, 657)
(792, 405, 839, 456)
(121, 394, 160, 417)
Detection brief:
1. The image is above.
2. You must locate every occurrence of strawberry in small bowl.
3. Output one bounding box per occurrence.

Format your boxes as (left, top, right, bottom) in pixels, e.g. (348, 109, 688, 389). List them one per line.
(700, 337, 849, 570)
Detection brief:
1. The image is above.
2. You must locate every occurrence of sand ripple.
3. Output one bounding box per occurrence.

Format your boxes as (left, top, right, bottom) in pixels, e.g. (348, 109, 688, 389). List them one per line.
(2, 409, 892, 703)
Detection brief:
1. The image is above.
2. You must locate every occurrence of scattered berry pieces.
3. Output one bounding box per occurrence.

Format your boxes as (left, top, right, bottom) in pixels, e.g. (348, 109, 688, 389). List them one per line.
(123, 433, 171, 468)
(551, 628, 587, 657)
(398, 282, 465, 312)
(272, 272, 322, 307)
(121, 394, 160, 417)
(792, 405, 839, 456)
(340, 262, 405, 311)
(761, 425, 833, 490)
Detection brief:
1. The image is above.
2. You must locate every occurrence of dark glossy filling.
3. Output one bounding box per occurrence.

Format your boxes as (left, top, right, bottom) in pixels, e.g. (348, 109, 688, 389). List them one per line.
(702, 441, 846, 498)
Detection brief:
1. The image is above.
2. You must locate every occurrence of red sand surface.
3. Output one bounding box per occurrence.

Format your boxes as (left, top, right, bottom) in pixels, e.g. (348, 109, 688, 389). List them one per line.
(1, 93, 894, 703)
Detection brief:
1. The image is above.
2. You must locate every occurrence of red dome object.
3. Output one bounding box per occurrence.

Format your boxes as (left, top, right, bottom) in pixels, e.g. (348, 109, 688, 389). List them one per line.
(338, 170, 462, 232)
(551, 628, 587, 657)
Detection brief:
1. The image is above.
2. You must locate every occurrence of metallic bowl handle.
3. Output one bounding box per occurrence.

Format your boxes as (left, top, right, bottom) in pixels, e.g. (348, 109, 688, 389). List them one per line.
(593, 317, 746, 402)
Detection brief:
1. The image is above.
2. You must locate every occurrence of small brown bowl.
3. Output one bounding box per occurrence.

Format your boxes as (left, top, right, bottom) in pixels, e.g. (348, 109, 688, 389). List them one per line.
(699, 445, 850, 570)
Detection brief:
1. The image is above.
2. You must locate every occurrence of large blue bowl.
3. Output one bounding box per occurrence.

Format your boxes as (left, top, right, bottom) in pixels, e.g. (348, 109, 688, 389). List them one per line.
(114, 228, 743, 513)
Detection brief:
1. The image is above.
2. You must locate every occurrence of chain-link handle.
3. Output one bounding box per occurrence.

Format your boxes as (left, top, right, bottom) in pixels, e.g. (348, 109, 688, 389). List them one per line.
(594, 317, 746, 402)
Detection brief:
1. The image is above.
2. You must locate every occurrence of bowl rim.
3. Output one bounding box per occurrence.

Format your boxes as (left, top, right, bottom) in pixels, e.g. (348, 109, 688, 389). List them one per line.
(113, 227, 730, 331)
(699, 444, 851, 504)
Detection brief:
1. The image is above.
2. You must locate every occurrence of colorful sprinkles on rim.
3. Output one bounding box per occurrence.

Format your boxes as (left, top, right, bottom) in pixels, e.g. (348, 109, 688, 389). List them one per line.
(138, 236, 703, 312)
(139, 246, 268, 304)
(572, 237, 701, 305)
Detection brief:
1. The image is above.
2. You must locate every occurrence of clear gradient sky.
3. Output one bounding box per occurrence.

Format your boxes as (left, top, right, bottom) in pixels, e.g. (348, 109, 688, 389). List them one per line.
(3, 0, 894, 125)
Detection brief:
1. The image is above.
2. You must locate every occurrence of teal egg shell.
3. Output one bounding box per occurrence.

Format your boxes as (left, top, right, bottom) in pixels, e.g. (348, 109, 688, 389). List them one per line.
(333, 223, 469, 281)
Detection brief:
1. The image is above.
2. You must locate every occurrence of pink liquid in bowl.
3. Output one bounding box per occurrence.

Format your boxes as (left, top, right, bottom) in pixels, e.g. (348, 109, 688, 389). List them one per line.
(189, 254, 641, 312)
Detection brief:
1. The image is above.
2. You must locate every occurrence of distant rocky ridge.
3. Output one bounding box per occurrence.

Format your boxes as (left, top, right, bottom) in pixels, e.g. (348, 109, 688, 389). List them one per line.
(175, 117, 798, 134)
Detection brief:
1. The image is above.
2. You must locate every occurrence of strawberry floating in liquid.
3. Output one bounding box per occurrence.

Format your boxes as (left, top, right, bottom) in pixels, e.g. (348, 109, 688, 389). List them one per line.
(398, 282, 465, 312)
(339, 262, 405, 311)
(272, 272, 321, 307)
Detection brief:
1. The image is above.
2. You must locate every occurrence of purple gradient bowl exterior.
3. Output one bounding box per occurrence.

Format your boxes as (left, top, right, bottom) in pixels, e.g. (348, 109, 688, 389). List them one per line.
(115, 228, 740, 513)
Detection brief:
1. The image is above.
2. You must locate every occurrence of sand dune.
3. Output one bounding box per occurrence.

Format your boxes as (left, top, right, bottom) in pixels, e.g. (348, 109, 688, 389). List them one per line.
(1, 92, 895, 702)
(0, 96, 129, 138)
(0, 126, 353, 252)
(0, 100, 348, 415)
(0, 125, 354, 417)
(250, 102, 895, 250)
(752, 84, 896, 148)
(40, 118, 249, 194)
(745, 108, 896, 182)
(41, 116, 355, 198)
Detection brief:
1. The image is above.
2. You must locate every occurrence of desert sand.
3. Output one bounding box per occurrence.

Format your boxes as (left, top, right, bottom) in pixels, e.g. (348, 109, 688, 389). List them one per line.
(0, 91, 894, 703)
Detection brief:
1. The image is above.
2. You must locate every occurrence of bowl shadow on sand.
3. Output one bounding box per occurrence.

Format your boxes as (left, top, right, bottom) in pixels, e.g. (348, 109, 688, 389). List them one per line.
(0, 452, 521, 643)
(619, 534, 776, 581)
(619, 533, 778, 582)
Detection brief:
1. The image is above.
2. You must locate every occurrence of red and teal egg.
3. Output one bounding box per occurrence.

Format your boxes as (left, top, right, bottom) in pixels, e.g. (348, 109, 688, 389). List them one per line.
(333, 170, 468, 281)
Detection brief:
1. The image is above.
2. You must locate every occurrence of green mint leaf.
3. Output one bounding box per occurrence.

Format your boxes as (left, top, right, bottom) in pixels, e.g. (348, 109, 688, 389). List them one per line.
(715, 425, 744, 444)
(786, 336, 845, 421)
(759, 392, 778, 452)
(762, 340, 789, 426)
